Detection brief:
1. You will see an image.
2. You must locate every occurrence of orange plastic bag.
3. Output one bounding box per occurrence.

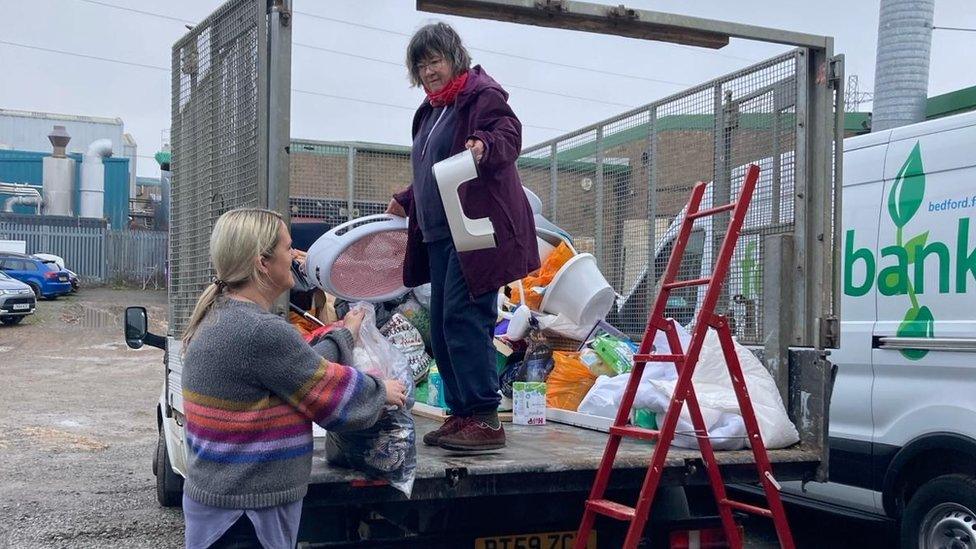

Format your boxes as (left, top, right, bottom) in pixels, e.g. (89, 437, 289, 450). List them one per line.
(546, 351, 598, 411)
(510, 242, 575, 311)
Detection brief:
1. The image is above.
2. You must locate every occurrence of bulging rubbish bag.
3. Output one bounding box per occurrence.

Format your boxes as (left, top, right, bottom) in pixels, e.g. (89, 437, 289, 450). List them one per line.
(325, 302, 417, 497)
(546, 351, 598, 411)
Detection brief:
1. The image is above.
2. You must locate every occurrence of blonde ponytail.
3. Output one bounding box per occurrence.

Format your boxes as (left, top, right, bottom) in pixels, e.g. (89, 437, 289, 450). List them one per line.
(182, 208, 283, 347)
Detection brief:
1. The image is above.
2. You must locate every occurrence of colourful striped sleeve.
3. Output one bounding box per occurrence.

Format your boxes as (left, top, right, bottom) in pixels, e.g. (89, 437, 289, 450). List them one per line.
(254, 317, 386, 433)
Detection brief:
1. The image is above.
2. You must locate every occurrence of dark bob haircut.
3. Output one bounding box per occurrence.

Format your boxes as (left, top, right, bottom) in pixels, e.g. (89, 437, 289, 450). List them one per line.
(406, 22, 472, 88)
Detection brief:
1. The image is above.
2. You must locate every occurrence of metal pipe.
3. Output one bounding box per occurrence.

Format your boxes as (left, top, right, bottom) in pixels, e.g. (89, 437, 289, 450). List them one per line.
(871, 0, 934, 131)
(3, 194, 42, 213)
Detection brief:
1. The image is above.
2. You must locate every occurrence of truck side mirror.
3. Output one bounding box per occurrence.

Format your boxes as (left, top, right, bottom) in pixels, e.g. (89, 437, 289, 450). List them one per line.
(124, 306, 165, 350)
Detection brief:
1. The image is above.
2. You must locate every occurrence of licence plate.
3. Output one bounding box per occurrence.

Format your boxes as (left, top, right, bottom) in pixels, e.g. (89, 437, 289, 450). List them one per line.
(475, 531, 596, 549)
(12, 303, 30, 310)
(59, 276, 68, 282)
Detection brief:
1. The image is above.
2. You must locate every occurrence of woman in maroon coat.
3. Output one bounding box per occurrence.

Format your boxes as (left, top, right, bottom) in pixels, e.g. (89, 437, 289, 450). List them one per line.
(387, 22, 539, 451)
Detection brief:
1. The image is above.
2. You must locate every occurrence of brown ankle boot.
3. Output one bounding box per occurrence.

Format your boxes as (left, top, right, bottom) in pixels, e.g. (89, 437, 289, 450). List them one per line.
(438, 413, 505, 451)
(422, 415, 467, 446)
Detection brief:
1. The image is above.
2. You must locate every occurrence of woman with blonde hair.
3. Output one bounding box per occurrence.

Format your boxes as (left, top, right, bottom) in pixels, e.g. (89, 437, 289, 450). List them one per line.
(179, 208, 406, 548)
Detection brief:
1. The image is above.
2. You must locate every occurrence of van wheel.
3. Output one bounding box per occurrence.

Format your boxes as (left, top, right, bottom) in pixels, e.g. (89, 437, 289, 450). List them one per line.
(901, 474, 976, 549)
(154, 428, 183, 507)
(1, 316, 24, 325)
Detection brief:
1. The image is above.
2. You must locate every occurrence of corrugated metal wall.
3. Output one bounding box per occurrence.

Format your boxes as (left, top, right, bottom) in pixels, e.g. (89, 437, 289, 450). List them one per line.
(0, 150, 130, 228)
(0, 213, 166, 284)
(0, 214, 106, 280)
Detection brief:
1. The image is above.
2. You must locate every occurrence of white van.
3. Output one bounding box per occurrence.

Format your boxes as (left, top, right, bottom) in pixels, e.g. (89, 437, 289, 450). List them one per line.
(781, 110, 976, 547)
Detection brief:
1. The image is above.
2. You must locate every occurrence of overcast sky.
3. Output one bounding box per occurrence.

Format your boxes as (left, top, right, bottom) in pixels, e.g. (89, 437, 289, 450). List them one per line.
(1, 0, 974, 177)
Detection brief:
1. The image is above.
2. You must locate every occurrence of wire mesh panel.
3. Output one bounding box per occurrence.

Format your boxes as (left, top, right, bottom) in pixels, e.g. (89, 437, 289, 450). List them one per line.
(169, 0, 267, 336)
(290, 141, 350, 201)
(352, 145, 413, 215)
(519, 50, 836, 345)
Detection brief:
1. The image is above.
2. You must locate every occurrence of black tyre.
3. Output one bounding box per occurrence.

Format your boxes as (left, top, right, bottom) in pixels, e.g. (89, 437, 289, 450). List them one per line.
(28, 284, 41, 299)
(900, 474, 976, 549)
(154, 427, 184, 507)
(1, 316, 24, 325)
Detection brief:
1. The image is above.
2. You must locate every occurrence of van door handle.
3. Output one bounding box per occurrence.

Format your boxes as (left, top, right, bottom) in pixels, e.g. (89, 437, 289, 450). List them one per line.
(873, 336, 976, 352)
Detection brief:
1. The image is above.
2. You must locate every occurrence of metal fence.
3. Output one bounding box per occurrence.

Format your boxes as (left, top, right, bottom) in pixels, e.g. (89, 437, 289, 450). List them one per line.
(0, 214, 106, 280)
(289, 140, 410, 225)
(169, 0, 282, 335)
(106, 230, 167, 288)
(0, 213, 166, 286)
(518, 49, 841, 346)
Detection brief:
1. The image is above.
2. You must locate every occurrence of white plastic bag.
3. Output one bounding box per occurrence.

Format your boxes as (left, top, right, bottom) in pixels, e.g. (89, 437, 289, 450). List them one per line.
(577, 321, 798, 451)
(641, 327, 799, 450)
(326, 302, 417, 497)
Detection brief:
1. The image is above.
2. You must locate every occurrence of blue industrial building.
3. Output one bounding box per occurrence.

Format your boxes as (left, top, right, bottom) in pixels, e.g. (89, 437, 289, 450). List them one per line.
(0, 149, 130, 230)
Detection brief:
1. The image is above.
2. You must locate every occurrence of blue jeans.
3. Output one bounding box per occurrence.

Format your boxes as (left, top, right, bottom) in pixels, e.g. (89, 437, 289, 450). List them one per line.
(426, 237, 500, 416)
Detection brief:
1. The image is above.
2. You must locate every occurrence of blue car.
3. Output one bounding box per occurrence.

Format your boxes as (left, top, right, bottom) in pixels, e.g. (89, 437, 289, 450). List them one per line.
(0, 253, 72, 299)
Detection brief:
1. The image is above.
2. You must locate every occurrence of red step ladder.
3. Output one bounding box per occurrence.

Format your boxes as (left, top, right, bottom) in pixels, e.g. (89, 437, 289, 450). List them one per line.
(573, 164, 795, 549)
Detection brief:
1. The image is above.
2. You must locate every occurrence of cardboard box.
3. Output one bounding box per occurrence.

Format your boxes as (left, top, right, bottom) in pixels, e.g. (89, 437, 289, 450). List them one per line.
(513, 381, 547, 426)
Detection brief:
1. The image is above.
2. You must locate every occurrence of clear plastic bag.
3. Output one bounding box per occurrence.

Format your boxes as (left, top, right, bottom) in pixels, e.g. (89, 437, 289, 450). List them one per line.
(325, 302, 417, 497)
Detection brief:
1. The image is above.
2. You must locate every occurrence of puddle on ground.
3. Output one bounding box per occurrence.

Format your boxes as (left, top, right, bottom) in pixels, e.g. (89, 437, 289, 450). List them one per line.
(61, 304, 120, 329)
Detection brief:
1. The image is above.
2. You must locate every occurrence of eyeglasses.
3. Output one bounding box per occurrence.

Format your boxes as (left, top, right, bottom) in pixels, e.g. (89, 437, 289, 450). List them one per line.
(417, 57, 447, 72)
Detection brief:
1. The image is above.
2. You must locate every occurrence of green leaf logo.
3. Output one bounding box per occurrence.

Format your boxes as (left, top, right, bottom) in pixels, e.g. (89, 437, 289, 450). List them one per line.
(896, 305, 935, 360)
(887, 142, 925, 228)
(904, 231, 929, 264)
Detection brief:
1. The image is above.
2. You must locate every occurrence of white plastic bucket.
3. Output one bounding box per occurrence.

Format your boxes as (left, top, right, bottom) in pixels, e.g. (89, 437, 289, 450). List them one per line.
(539, 253, 615, 326)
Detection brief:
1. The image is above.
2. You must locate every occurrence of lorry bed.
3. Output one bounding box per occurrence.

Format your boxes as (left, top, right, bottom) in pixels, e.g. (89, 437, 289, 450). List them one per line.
(307, 416, 822, 504)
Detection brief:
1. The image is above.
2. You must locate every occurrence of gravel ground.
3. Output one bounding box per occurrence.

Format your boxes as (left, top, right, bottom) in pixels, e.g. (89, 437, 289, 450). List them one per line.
(0, 288, 895, 548)
(0, 288, 182, 548)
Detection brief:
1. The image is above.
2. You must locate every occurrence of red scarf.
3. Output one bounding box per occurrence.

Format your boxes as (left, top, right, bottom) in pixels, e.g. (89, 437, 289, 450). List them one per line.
(425, 71, 469, 107)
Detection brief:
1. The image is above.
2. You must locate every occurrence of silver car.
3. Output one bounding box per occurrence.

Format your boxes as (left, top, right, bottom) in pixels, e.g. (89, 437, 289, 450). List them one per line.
(0, 270, 36, 325)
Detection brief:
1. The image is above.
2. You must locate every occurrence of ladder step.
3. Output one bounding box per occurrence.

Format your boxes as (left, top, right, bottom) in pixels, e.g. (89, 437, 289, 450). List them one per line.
(586, 499, 636, 521)
(720, 498, 773, 518)
(634, 353, 684, 363)
(688, 202, 737, 220)
(610, 425, 660, 441)
(663, 277, 712, 290)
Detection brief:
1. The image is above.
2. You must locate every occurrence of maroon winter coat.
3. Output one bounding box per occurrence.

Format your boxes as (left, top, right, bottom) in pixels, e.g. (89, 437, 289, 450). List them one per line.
(394, 66, 540, 297)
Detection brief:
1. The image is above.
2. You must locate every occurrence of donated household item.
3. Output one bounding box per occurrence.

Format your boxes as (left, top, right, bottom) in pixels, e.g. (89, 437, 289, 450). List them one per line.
(637, 328, 798, 451)
(505, 304, 532, 340)
(536, 236, 555, 264)
(576, 328, 684, 418)
(412, 284, 432, 309)
(540, 253, 615, 326)
(579, 320, 631, 351)
(394, 296, 431, 350)
(414, 381, 428, 405)
(324, 303, 417, 497)
(632, 409, 657, 430)
(306, 214, 410, 303)
(579, 348, 616, 378)
(433, 149, 496, 252)
(512, 381, 546, 425)
(536, 227, 576, 253)
(381, 313, 433, 383)
(511, 241, 575, 311)
(592, 335, 636, 375)
(546, 351, 598, 411)
(519, 325, 554, 382)
(536, 312, 597, 341)
(426, 365, 446, 409)
(499, 360, 521, 399)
